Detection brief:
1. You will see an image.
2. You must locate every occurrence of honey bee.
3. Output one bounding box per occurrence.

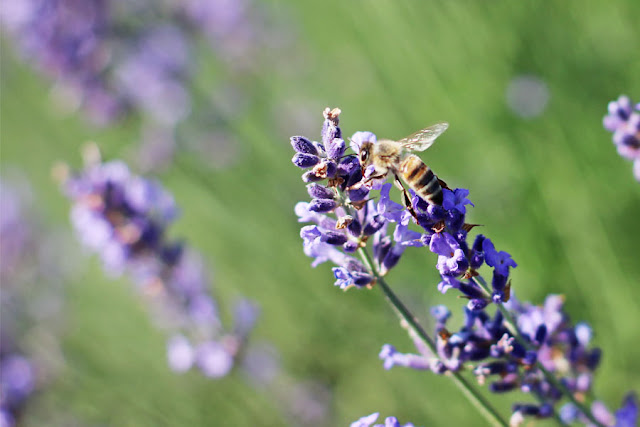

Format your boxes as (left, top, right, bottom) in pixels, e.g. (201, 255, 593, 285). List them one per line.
(358, 122, 449, 208)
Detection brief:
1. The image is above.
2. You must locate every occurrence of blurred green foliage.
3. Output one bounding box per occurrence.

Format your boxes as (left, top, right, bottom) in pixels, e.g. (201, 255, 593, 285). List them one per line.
(1, 1, 639, 426)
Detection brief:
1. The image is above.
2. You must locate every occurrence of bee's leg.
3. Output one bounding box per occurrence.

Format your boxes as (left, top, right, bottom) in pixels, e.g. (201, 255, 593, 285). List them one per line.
(438, 178, 451, 191)
(363, 172, 387, 184)
(394, 174, 418, 221)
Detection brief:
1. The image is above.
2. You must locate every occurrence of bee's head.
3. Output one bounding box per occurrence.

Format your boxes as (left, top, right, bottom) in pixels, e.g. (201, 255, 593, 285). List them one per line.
(359, 142, 373, 169)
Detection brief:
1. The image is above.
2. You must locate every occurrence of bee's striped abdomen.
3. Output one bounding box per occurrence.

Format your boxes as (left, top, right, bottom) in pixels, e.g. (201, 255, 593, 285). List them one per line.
(401, 154, 442, 205)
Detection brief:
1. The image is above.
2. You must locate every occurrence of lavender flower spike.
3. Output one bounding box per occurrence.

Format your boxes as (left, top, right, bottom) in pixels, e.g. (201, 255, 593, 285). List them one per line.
(59, 146, 257, 379)
(291, 108, 637, 427)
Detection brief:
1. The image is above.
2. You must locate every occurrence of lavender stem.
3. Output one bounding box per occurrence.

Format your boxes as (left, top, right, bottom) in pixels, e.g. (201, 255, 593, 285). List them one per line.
(357, 248, 508, 427)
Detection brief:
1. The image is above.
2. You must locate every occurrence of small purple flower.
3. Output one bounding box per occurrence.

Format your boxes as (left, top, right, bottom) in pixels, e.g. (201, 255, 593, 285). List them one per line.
(195, 341, 235, 378)
(167, 335, 195, 373)
(430, 232, 469, 276)
(614, 393, 638, 427)
(308, 198, 338, 213)
(327, 138, 346, 159)
(0, 356, 35, 406)
(559, 403, 580, 424)
(468, 234, 486, 269)
(378, 184, 409, 224)
(430, 305, 451, 328)
(333, 262, 374, 290)
(483, 238, 517, 277)
(307, 183, 335, 200)
(293, 153, 320, 169)
(442, 188, 474, 214)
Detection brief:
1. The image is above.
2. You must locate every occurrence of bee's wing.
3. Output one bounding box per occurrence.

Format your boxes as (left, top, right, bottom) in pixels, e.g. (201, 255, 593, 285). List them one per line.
(398, 122, 449, 152)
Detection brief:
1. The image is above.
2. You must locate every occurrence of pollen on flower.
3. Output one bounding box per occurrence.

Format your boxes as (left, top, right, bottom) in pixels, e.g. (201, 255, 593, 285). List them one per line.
(323, 107, 341, 122)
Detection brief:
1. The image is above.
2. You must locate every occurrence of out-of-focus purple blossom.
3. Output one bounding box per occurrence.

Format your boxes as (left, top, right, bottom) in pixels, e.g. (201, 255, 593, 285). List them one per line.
(1, 175, 71, 427)
(614, 393, 638, 427)
(113, 25, 191, 127)
(2, 0, 284, 174)
(509, 403, 553, 427)
(239, 341, 332, 426)
(0, 0, 272, 123)
(177, 0, 279, 72)
(167, 335, 195, 373)
(195, 341, 235, 378)
(350, 412, 415, 427)
(560, 393, 638, 426)
(0, 0, 118, 124)
(603, 95, 640, 181)
(60, 151, 257, 379)
(0, 356, 35, 409)
(64, 157, 178, 277)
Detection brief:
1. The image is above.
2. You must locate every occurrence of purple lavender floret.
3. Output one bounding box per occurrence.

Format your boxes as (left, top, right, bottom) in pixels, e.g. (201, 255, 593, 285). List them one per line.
(603, 95, 640, 181)
(442, 188, 474, 214)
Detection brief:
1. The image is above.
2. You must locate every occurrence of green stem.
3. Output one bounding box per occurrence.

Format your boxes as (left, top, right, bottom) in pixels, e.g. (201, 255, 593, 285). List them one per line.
(471, 275, 604, 427)
(357, 248, 508, 427)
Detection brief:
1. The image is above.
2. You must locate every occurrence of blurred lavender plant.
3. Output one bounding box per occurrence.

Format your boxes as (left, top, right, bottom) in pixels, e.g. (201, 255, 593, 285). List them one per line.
(603, 95, 640, 182)
(290, 108, 638, 426)
(56, 145, 258, 378)
(1, 179, 37, 427)
(242, 342, 332, 426)
(1, 0, 281, 171)
(1, 176, 70, 426)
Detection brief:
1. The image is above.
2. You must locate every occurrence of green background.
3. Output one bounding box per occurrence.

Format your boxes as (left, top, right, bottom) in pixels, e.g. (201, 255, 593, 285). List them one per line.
(1, 1, 639, 425)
